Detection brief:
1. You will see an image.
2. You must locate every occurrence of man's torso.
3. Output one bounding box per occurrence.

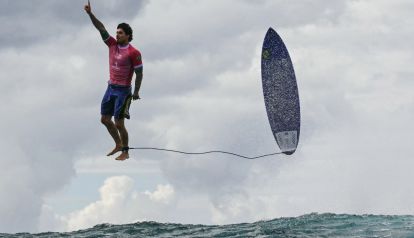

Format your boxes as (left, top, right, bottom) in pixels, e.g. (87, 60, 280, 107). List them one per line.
(104, 36, 143, 86)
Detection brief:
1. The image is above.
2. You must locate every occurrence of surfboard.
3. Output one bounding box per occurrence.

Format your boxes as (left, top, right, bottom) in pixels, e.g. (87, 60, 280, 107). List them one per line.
(261, 27, 300, 155)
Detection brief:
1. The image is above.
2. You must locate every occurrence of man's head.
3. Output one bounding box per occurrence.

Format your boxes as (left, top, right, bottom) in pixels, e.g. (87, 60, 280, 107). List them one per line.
(116, 23, 133, 44)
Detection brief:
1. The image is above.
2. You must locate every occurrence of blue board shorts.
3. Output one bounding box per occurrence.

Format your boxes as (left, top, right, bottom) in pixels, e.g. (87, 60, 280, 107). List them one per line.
(101, 84, 133, 119)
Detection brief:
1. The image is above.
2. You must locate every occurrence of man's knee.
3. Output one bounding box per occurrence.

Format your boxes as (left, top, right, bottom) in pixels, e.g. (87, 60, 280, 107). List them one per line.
(101, 115, 112, 125)
(115, 119, 125, 130)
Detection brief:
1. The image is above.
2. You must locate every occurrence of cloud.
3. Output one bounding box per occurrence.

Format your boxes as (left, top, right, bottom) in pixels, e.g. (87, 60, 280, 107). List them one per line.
(1, 0, 414, 233)
(0, 131, 75, 233)
(60, 176, 176, 231)
(144, 184, 175, 204)
(142, 0, 414, 224)
(0, 0, 147, 232)
(0, 0, 147, 48)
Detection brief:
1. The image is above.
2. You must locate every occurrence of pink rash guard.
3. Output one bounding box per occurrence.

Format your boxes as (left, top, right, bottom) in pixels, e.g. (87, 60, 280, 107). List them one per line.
(104, 35, 143, 86)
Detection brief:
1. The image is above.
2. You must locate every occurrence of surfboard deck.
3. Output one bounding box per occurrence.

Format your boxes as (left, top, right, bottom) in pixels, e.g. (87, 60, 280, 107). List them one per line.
(261, 27, 300, 155)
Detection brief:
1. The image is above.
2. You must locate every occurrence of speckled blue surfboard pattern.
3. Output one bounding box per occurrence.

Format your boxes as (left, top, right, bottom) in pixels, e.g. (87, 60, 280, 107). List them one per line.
(261, 27, 300, 155)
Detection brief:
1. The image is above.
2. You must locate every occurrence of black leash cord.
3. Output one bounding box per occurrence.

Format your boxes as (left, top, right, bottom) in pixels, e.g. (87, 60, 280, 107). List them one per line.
(128, 147, 283, 160)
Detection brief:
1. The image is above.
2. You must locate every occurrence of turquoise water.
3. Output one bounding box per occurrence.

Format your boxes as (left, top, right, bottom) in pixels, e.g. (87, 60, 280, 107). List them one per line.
(2, 213, 414, 237)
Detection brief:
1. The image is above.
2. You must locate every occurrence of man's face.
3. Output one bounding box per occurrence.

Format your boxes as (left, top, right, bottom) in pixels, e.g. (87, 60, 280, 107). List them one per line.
(116, 28, 129, 44)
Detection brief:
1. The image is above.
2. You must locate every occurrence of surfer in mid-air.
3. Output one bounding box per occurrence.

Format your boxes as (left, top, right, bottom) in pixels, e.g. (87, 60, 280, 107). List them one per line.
(84, 0, 143, 161)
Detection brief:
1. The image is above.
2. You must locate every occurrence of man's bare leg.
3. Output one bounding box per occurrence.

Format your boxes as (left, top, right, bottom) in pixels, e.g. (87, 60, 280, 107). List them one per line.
(114, 118, 129, 161)
(101, 115, 123, 156)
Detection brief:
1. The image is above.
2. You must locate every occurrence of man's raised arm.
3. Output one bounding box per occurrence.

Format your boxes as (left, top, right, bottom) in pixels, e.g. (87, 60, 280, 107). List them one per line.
(84, 0, 110, 40)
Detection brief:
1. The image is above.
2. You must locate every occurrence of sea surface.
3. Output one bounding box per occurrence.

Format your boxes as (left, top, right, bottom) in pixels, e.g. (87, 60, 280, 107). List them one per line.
(2, 213, 414, 238)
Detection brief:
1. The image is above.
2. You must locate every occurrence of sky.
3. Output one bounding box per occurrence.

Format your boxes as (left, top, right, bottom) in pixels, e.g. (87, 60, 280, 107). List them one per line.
(0, 0, 413, 234)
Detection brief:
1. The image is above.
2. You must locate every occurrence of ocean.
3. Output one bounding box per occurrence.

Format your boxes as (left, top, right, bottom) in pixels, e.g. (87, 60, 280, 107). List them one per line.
(2, 213, 414, 238)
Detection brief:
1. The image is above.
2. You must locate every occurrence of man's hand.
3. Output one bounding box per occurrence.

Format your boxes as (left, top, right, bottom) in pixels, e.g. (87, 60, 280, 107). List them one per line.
(132, 92, 140, 100)
(85, 0, 106, 32)
(84, 0, 91, 14)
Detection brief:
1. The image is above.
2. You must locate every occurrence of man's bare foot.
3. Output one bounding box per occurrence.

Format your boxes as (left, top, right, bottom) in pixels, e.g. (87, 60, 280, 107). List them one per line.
(107, 145, 122, 156)
(115, 152, 129, 161)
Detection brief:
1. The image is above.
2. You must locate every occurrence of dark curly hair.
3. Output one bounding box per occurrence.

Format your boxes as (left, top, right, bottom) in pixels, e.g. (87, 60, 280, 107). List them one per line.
(117, 23, 133, 42)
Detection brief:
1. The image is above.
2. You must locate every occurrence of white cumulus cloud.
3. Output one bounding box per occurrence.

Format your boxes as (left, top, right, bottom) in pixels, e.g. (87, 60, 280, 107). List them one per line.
(59, 176, 176, 231)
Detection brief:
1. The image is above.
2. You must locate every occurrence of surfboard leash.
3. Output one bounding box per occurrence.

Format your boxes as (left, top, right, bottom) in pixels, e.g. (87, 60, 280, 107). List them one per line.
(128, 147, 283, 159)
